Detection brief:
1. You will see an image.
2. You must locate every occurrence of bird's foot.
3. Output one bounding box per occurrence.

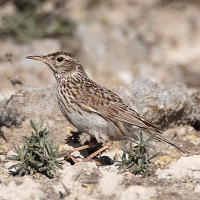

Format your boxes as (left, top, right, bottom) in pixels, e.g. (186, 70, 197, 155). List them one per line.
(64, 151, 101, 165)
(64, 145, 108, 165)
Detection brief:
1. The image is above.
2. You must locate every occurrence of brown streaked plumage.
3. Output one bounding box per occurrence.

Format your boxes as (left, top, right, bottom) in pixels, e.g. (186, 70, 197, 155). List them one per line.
(26, 52, 189, 161)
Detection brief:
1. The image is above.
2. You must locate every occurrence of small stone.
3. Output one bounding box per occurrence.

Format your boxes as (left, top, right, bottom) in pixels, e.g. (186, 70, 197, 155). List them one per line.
(156, 155, 200, 180)
(120, 186, 157, 200)
(98, 171, 124, 196)
(154, 156, 174, 168)
(0, 177, 45, 200)
(194, 185, 200, 193)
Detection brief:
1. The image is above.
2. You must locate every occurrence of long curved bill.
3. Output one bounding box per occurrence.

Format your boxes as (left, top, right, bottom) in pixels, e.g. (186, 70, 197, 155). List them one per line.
(26, 55, 46, 63)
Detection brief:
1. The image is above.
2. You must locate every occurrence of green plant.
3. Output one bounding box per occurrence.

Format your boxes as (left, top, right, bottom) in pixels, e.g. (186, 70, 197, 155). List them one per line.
(0, 0, 75, 42)
(7, 120, 64, 178)
(86, 0, 101, 8)
(115, 132, 158, 175)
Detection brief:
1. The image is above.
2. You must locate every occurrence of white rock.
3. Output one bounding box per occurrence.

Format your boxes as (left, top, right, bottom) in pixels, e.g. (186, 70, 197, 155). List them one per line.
(97, 171, 124, 196)
(71, 150, 84, 158)
(103, 164, 119, 173)
(0, 177, 45, 200)
(194, 185, 200, 193)
(6, 150, 17, 157)
(156, 155, 200, 180)
(120, 186, 157, 200)
(101, 149, 123, 160)
(54, 162, 98, 193)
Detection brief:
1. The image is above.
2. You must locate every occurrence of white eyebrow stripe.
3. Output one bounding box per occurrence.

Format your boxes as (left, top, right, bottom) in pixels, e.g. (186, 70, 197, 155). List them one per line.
(64, 56, 74, 61)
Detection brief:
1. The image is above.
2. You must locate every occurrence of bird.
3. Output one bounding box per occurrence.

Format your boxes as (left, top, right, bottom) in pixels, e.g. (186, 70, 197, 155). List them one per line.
(26, 51, 189, 162)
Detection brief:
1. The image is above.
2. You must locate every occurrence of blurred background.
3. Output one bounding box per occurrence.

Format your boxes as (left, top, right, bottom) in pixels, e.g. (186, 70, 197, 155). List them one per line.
(0, 0, 200, 98)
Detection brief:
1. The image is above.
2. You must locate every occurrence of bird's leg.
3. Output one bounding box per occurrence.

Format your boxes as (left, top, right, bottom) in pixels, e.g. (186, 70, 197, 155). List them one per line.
(83, 145, 109, 162)
(66, 137, 97, 154)
(64, 145, 91, 163)
(64, 152, 79, 164)
(67, 144, 91, 153)
(65, 137, 98, 164)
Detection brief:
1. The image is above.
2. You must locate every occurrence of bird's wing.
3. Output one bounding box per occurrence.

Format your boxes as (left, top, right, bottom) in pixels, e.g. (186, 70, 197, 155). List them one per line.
(77, 80, 159, 133)
(75, 80, 190, 154)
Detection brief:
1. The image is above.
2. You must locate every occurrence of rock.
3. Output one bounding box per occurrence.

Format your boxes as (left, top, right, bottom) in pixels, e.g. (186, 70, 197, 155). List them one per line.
(55, 162, 126, 199)
(0, 86, 70, 145)
(54, 162, 100, 199)
(120, 186, 157, 200)
(0, 86, 57, 126)
(194, 185, 200, 193)
(0, 177, 45, 200)
(156, 155, 200, 180)
(115, 79, 200, 128)
(97, 171, 124, 197)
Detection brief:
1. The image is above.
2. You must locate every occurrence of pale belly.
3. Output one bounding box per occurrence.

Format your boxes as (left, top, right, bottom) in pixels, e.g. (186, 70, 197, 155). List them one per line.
(58, 95, 124, 142)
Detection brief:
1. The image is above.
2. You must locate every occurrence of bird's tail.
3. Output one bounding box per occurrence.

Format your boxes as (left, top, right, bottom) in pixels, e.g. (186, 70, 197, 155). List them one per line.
(141, 126, 191, 154)
(154, 133, 191, 154)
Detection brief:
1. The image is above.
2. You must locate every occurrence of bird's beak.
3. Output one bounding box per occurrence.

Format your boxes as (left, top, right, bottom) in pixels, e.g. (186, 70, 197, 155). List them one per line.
(26, 55, 46, 63)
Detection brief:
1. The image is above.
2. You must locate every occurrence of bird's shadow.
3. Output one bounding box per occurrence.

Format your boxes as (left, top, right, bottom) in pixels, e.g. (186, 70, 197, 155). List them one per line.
(65, 131, 114, 165)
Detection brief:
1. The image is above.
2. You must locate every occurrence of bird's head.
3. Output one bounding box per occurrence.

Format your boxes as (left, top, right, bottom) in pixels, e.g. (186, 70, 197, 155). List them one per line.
(26, 52, 83, 75)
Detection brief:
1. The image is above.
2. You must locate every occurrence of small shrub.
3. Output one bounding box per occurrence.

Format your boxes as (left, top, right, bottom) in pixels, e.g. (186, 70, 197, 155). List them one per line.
(0, 0, 75, 42)
(115, 132, 158, 175)
(7, 120, 64, 178)
(86, 0, 101, 8)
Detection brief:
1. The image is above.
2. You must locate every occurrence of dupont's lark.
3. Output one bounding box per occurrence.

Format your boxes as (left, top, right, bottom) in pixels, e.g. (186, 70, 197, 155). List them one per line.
(26, 52, 189, 162)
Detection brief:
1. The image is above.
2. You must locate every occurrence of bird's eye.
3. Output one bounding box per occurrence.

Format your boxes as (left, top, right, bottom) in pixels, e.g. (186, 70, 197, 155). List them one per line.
(57, 57, 64, 62)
